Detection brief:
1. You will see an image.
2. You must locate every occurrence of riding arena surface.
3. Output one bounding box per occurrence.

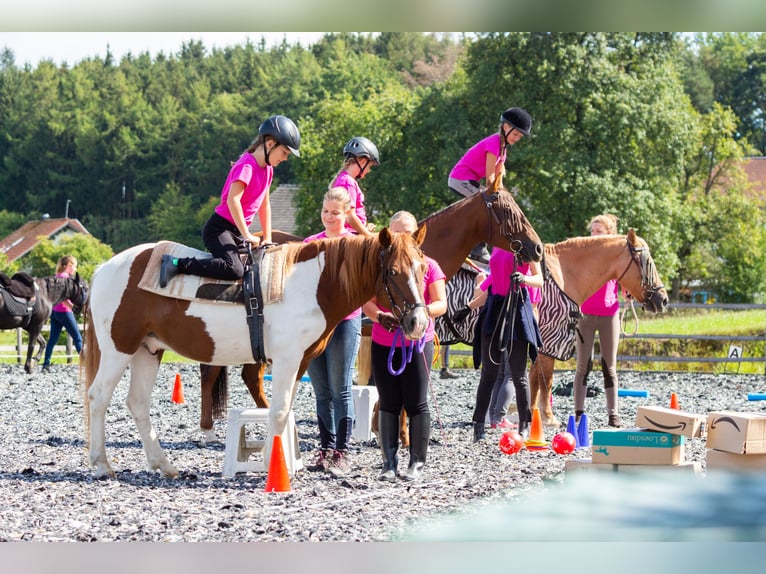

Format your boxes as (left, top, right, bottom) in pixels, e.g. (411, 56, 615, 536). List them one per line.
(0, 362, 764, 542)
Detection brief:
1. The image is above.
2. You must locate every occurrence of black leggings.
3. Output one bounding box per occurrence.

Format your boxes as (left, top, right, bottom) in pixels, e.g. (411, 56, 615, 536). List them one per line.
(179, 213, 245, 280)
(371, 341, 433, 417)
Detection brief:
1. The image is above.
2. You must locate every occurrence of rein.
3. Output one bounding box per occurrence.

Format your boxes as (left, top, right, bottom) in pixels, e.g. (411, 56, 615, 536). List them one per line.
(488, 247, 522, 366)
(387, 327, 427, 375)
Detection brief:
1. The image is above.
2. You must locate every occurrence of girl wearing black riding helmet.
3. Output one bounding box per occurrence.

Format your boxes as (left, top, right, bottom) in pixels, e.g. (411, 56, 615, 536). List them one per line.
(330, 136, 380, 236)
(448, 107, 532, 263)
(160, 115, 300, 286)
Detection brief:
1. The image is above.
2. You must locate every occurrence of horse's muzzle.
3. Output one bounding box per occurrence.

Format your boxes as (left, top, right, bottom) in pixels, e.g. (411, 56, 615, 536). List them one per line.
(400, 307, 429, 341)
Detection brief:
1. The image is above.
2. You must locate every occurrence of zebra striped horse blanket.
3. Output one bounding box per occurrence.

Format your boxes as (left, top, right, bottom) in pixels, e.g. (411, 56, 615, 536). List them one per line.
(436, 262, 581, 361)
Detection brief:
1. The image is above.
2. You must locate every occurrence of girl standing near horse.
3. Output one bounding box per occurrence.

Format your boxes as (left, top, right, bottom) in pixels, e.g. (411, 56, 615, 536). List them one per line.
(160, 115, 301, 286)
(304, 187, 362, 477)
(362, 211, 447, 482)
(41, 255, 83, 372)
(574, 214, 624, 428)
(448, 107, 533, 263)
(464, 247, 543, 442)
(331, 136, 380, 236)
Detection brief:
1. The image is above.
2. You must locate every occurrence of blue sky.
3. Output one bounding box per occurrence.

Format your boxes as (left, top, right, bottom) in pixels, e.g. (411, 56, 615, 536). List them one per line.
(0, 32, 329, 67)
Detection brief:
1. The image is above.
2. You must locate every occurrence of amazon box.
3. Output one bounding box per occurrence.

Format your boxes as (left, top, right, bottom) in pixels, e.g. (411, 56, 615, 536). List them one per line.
(706, 411, 766, 454)
(635, 405, 706, 438)
(706, 449, 766, 472)
(592, 428, 685, 465)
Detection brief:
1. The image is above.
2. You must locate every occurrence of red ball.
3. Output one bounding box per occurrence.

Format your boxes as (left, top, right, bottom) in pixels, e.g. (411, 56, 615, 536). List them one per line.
(551, 432, 576, 455)
(499, 431, 524, 455)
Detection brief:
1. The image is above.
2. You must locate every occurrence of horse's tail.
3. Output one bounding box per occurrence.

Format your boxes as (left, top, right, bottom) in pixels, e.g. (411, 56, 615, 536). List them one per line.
(211, 367, 228, 421)
(80, 296, 101, 444)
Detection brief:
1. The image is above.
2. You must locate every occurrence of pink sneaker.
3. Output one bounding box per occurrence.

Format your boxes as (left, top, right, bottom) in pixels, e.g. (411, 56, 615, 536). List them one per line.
(490, 417, 517, 430)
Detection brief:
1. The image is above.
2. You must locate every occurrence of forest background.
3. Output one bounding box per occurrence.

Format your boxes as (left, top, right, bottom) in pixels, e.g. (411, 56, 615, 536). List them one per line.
(0, 32, 765, 303)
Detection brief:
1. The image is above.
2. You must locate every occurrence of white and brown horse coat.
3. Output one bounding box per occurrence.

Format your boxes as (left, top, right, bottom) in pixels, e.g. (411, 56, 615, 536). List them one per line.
(83, 228, 429, 478)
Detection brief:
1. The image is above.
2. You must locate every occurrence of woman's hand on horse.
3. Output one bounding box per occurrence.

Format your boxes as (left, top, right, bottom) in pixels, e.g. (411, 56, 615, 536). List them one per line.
(377, 311, 399, 332)
(243, 233, 261, 247)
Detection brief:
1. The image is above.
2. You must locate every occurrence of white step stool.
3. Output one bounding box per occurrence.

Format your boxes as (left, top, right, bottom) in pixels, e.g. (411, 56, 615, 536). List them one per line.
(352, 385, 379, 442)
(222, 408, 303, 477)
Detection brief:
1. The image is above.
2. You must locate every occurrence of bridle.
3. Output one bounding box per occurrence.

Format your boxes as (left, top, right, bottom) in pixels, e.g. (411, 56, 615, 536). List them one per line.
(480, 188, 526, 253)
(616, 239, 664, 304)
(379, 247, 426, 322)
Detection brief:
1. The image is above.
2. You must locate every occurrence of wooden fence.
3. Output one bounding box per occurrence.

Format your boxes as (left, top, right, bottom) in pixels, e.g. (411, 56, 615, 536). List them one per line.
(1, 325, 81, 364)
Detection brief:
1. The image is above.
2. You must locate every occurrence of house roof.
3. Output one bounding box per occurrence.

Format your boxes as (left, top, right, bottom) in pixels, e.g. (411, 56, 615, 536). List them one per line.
(249, 184, 300, 235)
(0, 217, 90, 263)
(742, 156, 766, 200)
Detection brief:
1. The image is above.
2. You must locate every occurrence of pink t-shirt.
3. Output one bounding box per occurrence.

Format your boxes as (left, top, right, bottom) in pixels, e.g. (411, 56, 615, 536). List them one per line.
(371, 256, 445, 347)
(52, 272, 73, 313)
(480, 248, 540, 303)
(304, 229, 362, 321)
(581, 280, 620, 316)
(331, 171, 367, 229)
(214, 152, 273, 227)
(449, 133, 506, 181)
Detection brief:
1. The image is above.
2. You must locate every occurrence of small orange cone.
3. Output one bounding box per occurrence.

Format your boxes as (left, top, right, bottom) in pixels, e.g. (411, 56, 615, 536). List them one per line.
(670, 392, 679, 410)
(525, 407, 549, 450)
(264, 435, 291, 492)
(171, 372, 185, 404)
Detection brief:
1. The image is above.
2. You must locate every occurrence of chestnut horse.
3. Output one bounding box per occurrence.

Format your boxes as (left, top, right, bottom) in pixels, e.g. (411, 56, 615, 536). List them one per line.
(0, 273, 88, 373)
(529, 230, 668, 427)
(82, 228, 430, 478)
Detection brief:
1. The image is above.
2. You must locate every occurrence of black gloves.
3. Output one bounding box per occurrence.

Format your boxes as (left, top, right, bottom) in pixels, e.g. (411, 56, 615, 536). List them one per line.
(377, 311, 399, 332)
(511, 271, 526, 286)
(452, 306, 471, 323)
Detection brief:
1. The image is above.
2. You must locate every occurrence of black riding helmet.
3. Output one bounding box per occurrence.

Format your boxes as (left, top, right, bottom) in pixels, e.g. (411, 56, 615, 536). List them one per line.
(500, 107, 532, 136)
(343, 136, 381, 165)
(259, 115, 301, 164)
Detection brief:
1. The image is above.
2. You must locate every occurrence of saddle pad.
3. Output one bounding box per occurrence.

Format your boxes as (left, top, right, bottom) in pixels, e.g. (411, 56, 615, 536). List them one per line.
(137, 241, 287, 305)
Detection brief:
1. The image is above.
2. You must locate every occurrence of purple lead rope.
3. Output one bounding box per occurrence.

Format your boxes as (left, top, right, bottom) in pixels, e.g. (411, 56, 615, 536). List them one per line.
(387, 327, 427, 376)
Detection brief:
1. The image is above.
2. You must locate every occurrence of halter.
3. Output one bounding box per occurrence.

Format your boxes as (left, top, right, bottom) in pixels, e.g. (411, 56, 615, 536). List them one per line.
(480, 189, 525, 252)
(379, 247, 426, 321)
(616, 239, 664, 303)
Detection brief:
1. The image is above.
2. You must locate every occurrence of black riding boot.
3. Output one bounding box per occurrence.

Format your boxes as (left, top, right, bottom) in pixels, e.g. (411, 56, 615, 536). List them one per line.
(473, 421, 486, 443)
(402, 413, 430, 481)
(378, 411, 400, 482)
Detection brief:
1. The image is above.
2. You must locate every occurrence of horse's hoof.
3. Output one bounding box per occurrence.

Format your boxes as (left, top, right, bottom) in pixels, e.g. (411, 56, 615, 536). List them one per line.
(199, 429, 219, 445)
(92, 464, 116, 479)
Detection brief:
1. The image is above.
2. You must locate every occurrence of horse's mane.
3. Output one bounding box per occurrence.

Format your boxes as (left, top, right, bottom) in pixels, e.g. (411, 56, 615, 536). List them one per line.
(421, 187, 526, 236)
(279, 234, 386, 304)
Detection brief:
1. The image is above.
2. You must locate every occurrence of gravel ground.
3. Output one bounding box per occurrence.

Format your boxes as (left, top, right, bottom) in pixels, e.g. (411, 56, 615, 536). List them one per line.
(0, 362, 764, 543)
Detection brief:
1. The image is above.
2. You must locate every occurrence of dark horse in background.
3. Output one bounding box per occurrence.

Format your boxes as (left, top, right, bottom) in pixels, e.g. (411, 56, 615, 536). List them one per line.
(0, 271, 88, 373)
(198, 182, 544, 443)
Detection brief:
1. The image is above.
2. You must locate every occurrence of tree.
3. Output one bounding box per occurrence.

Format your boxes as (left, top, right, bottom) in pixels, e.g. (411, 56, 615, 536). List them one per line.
(22, 233, 113, 282)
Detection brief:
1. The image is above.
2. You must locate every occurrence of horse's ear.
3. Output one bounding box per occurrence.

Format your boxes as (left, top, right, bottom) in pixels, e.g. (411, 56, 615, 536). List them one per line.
(413, 223, 427, 246)
(379, 227, 392, 248)
(627, 228, 637, 244)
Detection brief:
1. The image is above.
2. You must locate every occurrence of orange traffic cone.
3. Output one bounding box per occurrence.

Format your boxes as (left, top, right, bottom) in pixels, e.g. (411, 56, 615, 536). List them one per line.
(171, 372, 185, 404)
(525, 407, 549, 450)
(670, 392, 679, 410)
(264, 435, 291, 492)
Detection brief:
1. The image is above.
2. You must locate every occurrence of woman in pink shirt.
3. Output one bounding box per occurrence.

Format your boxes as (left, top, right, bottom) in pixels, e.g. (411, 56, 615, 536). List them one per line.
(362, 211, 447, 482)
(42, 255, 82, 371)
(160, 115, 300, 285)
(448, 107, 532, 263)
(330, 136, 380, 237)
(304, 188, 361, 477)
(574, 214, 623, 427)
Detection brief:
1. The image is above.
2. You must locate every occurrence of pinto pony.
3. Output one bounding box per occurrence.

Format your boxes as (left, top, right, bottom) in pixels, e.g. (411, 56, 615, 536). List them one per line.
(529, 229, 668, 427)
(0, 273, 88, 373)
(83, 228, 430, 478)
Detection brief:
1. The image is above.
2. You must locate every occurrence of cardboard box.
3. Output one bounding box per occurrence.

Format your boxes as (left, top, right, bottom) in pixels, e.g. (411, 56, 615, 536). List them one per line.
(706, 411, 766, 454)
(591, 428, 685, 465)
(635, 405, 706, 438)
(706, 449, 766, 472)
(565, 458, 701, 475)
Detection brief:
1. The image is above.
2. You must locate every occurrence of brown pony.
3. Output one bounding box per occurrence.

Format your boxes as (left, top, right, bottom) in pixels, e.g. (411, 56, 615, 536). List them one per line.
(529, 230, 668, 427)
(82, 228, 430, 478)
